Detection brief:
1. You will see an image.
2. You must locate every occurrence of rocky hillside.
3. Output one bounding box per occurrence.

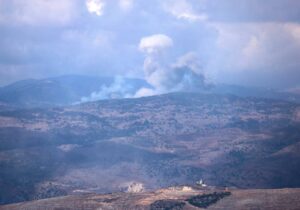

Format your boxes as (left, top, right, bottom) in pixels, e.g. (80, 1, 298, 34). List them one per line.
(0, 92, 300, 204)
(1, 186, 300, 210)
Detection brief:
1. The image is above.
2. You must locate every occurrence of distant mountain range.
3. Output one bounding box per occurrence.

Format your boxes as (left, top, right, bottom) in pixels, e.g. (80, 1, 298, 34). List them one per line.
(0, 75, 299, 108)
(0, 75, 150, 107)
(211, 84, 300, 103)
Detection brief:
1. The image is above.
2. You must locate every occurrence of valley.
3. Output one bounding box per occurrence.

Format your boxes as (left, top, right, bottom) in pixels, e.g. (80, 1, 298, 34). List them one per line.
(0, 92, 299, 205)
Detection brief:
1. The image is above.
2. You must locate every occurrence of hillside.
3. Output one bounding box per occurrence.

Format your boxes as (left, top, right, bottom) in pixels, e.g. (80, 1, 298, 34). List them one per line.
(0, 92, 299, 204)
(1, 186, 300, 210)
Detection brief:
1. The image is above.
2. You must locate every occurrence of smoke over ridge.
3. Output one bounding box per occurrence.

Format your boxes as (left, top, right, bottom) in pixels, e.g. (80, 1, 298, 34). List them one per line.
(135, 34, 210, 97)
(80, 34, 210, 102)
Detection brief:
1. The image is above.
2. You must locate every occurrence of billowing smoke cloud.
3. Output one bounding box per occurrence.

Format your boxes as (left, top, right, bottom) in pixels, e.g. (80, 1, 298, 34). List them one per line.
(135, 34, 209, 97)
(76, 34, 210, 103)
(139, 34, 173, 54)
(168, 52, 207, 91)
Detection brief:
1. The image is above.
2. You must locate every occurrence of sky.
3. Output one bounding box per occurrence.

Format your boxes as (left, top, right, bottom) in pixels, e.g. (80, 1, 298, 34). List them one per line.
(0, 0, 300, 89)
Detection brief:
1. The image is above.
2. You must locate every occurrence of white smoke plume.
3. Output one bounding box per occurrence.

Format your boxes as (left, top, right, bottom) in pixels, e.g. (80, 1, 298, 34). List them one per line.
(139, 34, 173, 54)
(80, 34, 210, 102)
(81, 76, 134, 102)
(135, 34, 209, 97)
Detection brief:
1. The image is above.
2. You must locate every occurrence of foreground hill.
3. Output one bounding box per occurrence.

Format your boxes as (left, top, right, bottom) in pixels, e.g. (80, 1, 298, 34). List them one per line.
(1, 186, 300, 210)
(0, 92, 300, 204)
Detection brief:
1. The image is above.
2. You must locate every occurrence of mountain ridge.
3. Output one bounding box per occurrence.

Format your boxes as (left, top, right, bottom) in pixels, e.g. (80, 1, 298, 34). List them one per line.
(0, 75, 299, 109)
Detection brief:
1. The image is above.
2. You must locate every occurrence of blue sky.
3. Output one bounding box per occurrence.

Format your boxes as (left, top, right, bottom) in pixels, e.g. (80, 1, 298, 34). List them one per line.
(0, 0, 300, 89)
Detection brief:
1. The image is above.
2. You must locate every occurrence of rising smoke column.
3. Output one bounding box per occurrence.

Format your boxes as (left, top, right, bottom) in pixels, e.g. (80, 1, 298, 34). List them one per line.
(80, 34, 210, 102)
(135, 34, 209, 97)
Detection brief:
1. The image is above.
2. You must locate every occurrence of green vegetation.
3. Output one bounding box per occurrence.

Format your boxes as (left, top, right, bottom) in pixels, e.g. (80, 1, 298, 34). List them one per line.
(150, 199, 186, 210)
(187, 192, 231, 208)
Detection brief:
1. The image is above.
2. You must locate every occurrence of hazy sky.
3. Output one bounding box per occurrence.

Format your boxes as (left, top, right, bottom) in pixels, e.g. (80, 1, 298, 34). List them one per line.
(0, 0, 300, 88)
